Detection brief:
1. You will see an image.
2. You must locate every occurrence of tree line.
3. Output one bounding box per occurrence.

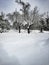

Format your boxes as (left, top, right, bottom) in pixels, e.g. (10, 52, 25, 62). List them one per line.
(0, 0, 49, 33)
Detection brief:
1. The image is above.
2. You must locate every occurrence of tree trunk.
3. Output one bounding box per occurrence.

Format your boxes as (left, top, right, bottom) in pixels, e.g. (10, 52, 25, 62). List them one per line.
(19, 26, 21, 33)
(27, 26, 30, 34)
(40, 27, 43, 33)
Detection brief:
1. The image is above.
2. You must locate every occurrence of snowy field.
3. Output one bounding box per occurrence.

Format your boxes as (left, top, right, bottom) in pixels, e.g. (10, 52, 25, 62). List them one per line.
(0, 30, 49, 65)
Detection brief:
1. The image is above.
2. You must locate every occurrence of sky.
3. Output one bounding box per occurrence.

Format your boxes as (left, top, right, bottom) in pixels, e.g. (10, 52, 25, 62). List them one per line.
(0, 0, 49, 14)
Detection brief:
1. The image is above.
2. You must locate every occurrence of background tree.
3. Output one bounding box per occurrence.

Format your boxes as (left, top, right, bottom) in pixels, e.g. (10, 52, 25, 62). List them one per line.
(13, 10, 23, 33)
(0, 12, 5, 32)
(44, 12, 49, 31)
(7, 13, 14, 26)
(30, 6, 46, 33)
(46, 12, 49, 27)
(29, 6, 39, 30)
(0, 12, 10, 33)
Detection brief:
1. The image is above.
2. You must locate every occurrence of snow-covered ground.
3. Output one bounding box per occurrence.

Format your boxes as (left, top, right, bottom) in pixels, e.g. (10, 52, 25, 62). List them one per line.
(0, 30, 49, 65)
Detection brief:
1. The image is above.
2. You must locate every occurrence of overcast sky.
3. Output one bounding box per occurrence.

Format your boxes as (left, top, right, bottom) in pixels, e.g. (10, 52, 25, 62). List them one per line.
(0, 0, 49, 14)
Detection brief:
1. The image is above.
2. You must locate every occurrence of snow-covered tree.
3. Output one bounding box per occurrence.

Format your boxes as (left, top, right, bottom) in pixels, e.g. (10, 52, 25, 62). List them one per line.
(0, 12, 10, 33)
(15, 0, 31, 33)
(7, 13, 14, 25)
(29, 7, 40, 29)
(29, 6, 46, 32)
(7, 9, 23, 33)
(43, 12, 49, 31)
(46, 12, 49, 27)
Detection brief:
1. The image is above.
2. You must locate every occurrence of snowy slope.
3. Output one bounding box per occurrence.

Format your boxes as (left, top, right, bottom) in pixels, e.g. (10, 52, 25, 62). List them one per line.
(0, 30, 49, 65)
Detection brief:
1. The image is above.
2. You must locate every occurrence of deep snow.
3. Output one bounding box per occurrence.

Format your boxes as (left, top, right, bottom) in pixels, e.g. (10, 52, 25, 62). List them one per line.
(0, 30, 49, 65)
